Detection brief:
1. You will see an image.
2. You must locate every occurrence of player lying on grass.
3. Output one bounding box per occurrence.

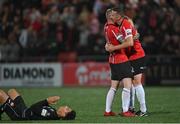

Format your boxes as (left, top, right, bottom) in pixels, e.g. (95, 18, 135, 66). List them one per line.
(0, 89, 76, 120)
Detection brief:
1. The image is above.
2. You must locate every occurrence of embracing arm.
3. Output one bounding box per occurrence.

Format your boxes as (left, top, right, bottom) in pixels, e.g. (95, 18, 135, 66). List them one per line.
(105, 36, 133, 52)
(105, 17, 137, 52)
(115, 36, 134, 49)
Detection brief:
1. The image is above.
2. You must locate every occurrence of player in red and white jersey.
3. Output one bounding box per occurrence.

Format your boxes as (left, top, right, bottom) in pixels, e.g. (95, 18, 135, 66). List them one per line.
(103, 8, 135, 117)
(105, 7, 148, 116)
(118, 16, 145, 61)
(104, 22, 128, 64)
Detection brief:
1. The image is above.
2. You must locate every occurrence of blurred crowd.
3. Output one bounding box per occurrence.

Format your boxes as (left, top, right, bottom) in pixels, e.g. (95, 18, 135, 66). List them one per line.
(0, 0, 179, 62)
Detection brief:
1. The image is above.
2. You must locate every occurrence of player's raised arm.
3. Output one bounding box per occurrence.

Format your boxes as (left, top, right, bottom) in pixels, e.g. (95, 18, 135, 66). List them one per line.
(47, 96, 60, 105)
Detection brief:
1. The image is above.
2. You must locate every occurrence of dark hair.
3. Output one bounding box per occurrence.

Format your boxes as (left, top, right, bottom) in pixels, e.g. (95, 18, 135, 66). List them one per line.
(62, 110, 76, 120)
(111, 7, 124, 16)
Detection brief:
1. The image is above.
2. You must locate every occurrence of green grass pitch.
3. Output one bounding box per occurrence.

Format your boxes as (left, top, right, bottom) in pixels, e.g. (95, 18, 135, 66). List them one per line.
(1, 87, 180, 123)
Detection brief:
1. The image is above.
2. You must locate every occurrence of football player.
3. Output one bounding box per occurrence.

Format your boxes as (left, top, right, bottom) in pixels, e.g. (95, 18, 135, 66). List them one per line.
(105, 7, 148, 117)
(0, 89, 76, 120)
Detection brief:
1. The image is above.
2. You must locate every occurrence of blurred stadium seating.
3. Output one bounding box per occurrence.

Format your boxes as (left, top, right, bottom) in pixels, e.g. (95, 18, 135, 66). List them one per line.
(0, 0, 179, 86)
(0, 0, 179, 63)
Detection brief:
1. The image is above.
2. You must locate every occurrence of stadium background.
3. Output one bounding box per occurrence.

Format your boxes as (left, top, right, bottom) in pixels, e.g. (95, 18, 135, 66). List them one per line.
(0, 0, 180, 122)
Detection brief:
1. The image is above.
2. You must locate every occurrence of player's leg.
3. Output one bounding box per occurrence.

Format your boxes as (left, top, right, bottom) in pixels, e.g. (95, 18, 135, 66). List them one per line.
(0, 89, 9, 113)
(104, 80, 119, 116)
(7, 89, 27, 119)
(0, 89, 9, 119)
(120, 80, 135, 113)
(7, 89, 20, 100)
(133, 73, 147, 116)
(120, 77, 135, 117)
(116, 62, 135, 117)
(121, 78, 132, 113)
(131, 57, 147, 116)
(0, 89, 20, 120)
(129, 83, 135, 112)
(0, 90, 9, 104)
(104, 63, 121, 116)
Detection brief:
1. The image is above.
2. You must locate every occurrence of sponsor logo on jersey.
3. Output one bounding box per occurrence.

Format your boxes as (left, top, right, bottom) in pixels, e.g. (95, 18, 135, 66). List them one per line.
(41, 109, 48, 116)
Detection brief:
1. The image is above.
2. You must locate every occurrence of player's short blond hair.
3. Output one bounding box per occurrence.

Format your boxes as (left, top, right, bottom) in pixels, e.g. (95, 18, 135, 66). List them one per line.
(106, 7, 124, 19)
(105, 8, 113, 19)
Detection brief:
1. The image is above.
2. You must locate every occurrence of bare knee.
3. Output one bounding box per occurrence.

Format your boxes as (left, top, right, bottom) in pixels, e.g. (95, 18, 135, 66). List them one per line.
(122, 78, 132, 90)
(0, 90, 7, 97)
(111, 80, 119, 90)
(0, 90, 4, 98)
(8, 89, 20, 100)
(133, 74, 143, 86)
(0, 90, 9, 103)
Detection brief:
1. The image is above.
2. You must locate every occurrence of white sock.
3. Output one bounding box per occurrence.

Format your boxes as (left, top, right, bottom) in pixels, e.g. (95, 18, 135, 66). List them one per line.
(135, 84, 147, 112)
(129, 85, 135, 109)
(105, 87, 116, 112)
(122, 88, 130, 112)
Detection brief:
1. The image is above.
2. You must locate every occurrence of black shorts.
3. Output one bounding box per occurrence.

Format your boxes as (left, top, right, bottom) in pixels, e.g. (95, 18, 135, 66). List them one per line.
(110, 61, 133, 81)
(4, 96, 27, 120)
(130, 57, 147, 76)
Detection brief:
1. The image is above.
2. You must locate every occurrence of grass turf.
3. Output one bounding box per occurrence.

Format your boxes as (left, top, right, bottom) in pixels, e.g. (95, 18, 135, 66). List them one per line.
(1, 87, 180, 123)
